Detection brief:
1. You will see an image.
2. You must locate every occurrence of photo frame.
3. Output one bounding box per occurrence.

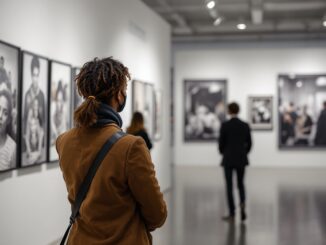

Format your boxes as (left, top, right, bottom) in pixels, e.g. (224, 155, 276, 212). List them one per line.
(21, 51, 49, 168)
(278, 74, 326, 148)
(72, 67, 83, 111)
(154, 90, 163, 141)
(132, 80, 155, 139)
(248, 96, 273, 130)
(0, 40, 21, 172)
(49, 60, 72, 162)
(184, 79, 227, 142)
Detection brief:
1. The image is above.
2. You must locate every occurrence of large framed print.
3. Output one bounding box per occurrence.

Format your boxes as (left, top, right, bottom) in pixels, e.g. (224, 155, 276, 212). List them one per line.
(154, 90, 163, 141)
(0, 40, 20, 172)
(184, 79, 227, 142)
(49, 61, 72, 162)
(248, 96, 273, 130)
(132, 80, 155, 139)
(21, 51, 48, 167)
(278, 74, 326, 148)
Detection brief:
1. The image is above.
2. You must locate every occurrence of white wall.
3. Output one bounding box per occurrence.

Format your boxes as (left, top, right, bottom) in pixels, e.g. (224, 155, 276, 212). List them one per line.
(0, 0, 171, 244)
(174, 41, 326, 167)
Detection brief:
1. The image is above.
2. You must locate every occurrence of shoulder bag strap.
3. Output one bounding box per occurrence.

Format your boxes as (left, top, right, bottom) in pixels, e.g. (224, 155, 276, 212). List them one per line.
(60, 130, 126, 245)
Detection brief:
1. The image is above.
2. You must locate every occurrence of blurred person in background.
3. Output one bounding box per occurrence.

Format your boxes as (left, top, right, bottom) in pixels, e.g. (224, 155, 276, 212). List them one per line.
(127, 111, 153, 150)
(218, 102, 252, 222)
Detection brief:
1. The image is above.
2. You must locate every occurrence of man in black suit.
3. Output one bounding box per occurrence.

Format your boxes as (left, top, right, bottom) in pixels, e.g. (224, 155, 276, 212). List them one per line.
(218, 102, 252, 222)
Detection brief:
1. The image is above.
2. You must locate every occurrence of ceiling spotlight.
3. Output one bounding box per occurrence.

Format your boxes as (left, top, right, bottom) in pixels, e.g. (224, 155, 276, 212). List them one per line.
(237, 23, 247, 30)
(214, 17, 223, 26)
(323, 20, 326, 27)
(206, 1, 215, 9)
(296, 81, 303, 88)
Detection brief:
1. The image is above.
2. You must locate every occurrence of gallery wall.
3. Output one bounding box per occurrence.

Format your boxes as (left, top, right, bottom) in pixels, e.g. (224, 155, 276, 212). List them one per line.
(173, 41, 326, 167)
(0, 0, 171, 244)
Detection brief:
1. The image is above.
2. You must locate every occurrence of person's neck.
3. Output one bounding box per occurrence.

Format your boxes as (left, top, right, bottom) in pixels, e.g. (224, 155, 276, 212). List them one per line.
(230, 114, 238, 118)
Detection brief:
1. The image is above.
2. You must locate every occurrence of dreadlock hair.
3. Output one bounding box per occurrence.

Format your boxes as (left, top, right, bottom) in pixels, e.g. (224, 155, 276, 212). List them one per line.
(126, 112, 145, 135)
(74, 57, 130, 128)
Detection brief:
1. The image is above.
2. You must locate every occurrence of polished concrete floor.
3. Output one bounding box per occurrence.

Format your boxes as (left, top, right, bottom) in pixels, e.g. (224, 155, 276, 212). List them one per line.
(153, 166, 326, 245)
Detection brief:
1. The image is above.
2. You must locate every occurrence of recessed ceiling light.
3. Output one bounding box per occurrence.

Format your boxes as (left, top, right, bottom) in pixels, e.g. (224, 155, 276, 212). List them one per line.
(316, 76, 326, 86)
(214, 17, 223, 26)
(296, 81, 303, 88)
(237, 23, 247, 30)
(206, 1, 215, 9)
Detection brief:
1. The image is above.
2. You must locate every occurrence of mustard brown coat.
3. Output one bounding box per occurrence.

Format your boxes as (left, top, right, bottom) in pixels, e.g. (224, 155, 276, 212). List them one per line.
(56, 124, 167, 245)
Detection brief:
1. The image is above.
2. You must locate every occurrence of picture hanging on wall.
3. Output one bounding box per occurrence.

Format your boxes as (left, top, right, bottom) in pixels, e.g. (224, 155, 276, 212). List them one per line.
(132, 80, 155, 139)
(184, 79, 227, 142)
(72, 67, 83, 111)
(154, 90, 163, 141)
(49, 61, 72, 162)
(21, 51, 49, 167)
(0, 40, 20, 172)
(248, 96, 273, 130)
(278, 74, 326, 148)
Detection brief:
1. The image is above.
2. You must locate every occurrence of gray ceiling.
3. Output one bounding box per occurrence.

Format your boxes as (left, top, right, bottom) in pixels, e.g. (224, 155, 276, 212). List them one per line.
(141, 0, 326, 43)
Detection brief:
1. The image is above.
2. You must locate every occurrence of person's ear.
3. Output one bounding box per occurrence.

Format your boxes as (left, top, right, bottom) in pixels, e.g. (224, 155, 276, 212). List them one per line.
(117, 90, 123, 102)
(118, 89, 126, 101)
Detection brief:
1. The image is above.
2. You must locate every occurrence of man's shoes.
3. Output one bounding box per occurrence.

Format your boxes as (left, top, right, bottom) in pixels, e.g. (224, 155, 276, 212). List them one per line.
(222, 215, 235, 222)
(241, 210, 247, 221)
(240, 204, 247, 222)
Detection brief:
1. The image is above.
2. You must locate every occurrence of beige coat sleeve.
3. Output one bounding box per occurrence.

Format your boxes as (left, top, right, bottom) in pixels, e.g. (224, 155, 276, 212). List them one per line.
(126, 137, 167, 231)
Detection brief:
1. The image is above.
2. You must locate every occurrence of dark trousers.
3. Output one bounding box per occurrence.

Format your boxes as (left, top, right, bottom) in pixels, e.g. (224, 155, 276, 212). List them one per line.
(223, 166, 246, 216)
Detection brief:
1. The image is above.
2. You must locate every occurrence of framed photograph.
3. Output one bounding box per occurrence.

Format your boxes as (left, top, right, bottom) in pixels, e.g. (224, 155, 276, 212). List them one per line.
(184, 79, 227, 142)
(72, 67, 83, 111)
(132, 80, 155, 139)
(0, 40, 20, 172)
(21, 51, 48, 167)
(49, 61, 72, 162)
(278, 74, 326, 148)
(154, 90, 163, 141)
(248, 96, 273, 130)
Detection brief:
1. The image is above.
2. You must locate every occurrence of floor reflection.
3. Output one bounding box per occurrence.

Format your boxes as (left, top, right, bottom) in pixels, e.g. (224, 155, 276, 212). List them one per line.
(223, 222, 247, 245)
(153, 166, 326, 245)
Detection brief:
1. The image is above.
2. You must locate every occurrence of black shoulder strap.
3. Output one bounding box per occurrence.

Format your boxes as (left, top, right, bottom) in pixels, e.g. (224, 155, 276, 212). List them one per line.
(60, 131, 126, 245)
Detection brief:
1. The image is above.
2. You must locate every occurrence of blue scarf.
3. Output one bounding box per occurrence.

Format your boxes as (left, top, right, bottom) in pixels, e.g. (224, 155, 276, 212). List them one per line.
(95, 103, 123, 128)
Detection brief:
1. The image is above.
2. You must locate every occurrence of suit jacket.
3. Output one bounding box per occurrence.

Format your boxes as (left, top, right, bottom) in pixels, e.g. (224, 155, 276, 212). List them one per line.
(218, 117, 252, 168)
(56, 124, 167, 245)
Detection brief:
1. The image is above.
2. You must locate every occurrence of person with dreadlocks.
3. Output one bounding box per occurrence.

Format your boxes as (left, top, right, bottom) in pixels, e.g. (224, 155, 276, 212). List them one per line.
(56, 57, 167, 245)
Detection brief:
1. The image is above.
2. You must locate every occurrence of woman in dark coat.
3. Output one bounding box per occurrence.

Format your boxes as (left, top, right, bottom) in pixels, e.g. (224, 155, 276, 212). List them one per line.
(127, 112, 153, 150)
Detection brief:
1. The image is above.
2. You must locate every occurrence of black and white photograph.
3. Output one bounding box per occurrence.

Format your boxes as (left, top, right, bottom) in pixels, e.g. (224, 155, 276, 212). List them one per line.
(248, 96, 273, 130)
(132, 80, 155, 139)
(184, 79, 227, 142)
(49, 61, 72, 162)
(72, 67, 83, 111)
(278, 74, 326, 148)
(154, 90, 163, 141)
(0, 40, 20, 172)
(21, 51, 48, 167)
